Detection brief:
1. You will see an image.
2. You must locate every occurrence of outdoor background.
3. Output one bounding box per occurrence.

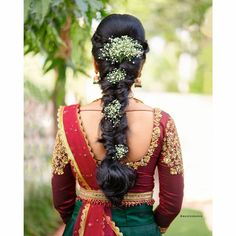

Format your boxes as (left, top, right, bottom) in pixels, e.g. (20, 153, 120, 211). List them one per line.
(24, 0, 212, 235)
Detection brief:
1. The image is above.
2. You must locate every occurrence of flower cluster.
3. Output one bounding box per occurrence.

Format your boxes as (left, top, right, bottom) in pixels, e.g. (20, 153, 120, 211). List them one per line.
(113, 144, 129, 160)
(103, 99, 122, 127)
(106, 68, 126, 84)
(98, 35, 143, 160)
(98, 35, 144, 64)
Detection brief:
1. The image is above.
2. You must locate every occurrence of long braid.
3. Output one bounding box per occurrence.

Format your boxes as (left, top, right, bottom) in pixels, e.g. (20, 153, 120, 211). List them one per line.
(91, 14, 149, 207)
(97, 68, 137, 207)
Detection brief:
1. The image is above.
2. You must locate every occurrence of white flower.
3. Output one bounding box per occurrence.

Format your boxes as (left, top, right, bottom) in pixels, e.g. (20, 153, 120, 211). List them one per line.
(99, 35, 144, 63)
(106, 68, 126, 84)
(104, 99, 122, 127)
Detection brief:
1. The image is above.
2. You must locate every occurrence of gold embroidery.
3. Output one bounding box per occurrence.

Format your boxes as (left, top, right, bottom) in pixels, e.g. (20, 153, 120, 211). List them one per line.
(77, 187, 155, 207)
(160, 116, 184, 175)
(124, 108, 162, 170)
(77, 106, 162, 170)
(159, 227, 168, 234)
(77, 107, 97, 163)
(105, 215, 123, 236)
(78, 203, 90, 236)
(57, 106, 92, 189)
(52, 130, 69, 175)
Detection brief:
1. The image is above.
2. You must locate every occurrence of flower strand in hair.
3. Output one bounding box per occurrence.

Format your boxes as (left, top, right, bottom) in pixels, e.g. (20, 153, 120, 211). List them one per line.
(98, 35, 144, 64)
(103, 99, 122, 127)
(106, 68, 126, 84)
(112, 144, 129, 160)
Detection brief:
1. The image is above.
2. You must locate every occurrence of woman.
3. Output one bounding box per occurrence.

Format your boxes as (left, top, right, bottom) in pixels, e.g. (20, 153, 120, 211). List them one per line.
(51, 14, 184, 236)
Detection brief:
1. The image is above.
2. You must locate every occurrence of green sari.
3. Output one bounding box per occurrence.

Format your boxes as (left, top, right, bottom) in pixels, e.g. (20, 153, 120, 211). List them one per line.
(63, 199, 162, 236)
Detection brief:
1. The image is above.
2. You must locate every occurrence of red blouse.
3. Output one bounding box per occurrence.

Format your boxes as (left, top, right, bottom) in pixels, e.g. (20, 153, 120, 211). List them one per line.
(51, 103, 184, 231)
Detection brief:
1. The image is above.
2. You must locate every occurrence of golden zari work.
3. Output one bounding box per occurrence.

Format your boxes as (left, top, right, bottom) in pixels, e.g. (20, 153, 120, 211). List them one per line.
(124, 108, 162, 170)
(105, 215, 123, 236)
(77, 187, 155, 207)
(78, 203, 91, 236)
(160, 116, 184, 175)
(57, 106, 92, 189)
(52, 130, 69, 175)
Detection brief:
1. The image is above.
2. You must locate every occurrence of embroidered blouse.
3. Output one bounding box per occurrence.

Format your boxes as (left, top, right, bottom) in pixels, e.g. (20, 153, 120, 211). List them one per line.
(51, 103, 184, 232)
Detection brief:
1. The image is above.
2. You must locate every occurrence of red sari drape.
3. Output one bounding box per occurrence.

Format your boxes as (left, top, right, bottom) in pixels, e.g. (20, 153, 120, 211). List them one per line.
(58, 104, 122, 236)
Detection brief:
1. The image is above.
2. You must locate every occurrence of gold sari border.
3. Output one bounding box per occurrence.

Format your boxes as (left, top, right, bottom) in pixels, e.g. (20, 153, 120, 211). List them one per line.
(78, 203, 90, 236)
(123, 108, 162, 170)
(57, 106, 91, 190)
(105, 215, 123, 236)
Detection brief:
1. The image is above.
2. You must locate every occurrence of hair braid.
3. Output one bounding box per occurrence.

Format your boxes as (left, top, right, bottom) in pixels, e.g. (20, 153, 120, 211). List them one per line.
(91, 14, 149, 207)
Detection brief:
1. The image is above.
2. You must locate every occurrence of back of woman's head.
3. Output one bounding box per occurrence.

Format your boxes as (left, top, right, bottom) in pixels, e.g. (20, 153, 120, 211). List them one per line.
(91, 14, 149, 208)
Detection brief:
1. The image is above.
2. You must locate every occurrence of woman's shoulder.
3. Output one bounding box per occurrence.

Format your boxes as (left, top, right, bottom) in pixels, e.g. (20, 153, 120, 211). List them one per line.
(156, 108, 179, 134)
(125, 100, 175, 130)
(135, 101, 171, 119)
(58, 100, 99, 112)
(140, 104, 175, 129)
(79, 98, 102, 111)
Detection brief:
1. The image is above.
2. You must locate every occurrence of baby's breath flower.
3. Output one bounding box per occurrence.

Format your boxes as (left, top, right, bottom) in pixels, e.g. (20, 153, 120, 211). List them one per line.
(106, 68, 126, 84)
(113, 144, 129, 160)
(99, 35, 144, 64)
(104, 99, 122, 127)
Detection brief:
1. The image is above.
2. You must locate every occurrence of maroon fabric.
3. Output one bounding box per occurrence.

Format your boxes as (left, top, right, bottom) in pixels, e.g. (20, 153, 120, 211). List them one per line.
(51, 104, 184, 229)
(154, 164, 184, 227)
(51, 164, 76, 223)
(153, 111, 184, 228)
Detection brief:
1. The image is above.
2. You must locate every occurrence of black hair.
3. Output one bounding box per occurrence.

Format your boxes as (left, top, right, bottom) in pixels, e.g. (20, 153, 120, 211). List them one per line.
(91, 14, 149, 207)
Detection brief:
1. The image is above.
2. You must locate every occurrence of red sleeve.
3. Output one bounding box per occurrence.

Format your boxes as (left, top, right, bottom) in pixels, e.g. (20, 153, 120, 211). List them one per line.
(51, 130, 77, 224)
(154, 113, 184, 229)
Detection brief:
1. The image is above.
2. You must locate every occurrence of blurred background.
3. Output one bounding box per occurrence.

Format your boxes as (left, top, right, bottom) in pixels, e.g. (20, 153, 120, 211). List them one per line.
(24, 0, 212, 235)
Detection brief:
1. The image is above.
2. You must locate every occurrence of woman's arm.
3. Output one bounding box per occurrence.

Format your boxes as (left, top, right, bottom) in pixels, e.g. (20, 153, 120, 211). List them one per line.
(154, 114, 184, 232)
(51, 130, 77, 224)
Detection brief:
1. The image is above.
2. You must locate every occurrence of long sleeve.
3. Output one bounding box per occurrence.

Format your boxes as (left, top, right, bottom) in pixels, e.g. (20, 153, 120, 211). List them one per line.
(51, 130, 77, 224)
(154, 114, 184, 229)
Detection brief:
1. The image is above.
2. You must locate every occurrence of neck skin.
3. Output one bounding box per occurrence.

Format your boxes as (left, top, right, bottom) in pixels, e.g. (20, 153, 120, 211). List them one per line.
(92, 90, 137, 108)
(128, 90, 134, 98)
